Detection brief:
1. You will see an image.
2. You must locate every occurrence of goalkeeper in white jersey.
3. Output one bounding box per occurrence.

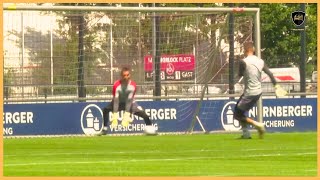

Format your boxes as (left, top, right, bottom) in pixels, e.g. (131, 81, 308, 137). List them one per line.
(235, 41, 287, 139)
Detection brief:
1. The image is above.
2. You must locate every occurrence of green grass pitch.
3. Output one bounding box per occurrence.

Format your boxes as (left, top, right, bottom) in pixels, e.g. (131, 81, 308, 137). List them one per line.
(3, 132, 317, 176)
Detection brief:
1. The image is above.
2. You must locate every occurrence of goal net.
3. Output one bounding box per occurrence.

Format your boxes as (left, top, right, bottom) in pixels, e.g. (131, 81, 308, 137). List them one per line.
(3, 4, 259, 134)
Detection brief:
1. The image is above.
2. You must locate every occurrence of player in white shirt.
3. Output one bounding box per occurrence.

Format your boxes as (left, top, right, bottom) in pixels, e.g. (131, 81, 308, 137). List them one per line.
(235, 42, 286, 139)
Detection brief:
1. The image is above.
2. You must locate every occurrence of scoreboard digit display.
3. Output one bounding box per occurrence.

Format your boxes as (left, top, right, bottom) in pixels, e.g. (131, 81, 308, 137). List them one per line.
(144, 54, 195, 82)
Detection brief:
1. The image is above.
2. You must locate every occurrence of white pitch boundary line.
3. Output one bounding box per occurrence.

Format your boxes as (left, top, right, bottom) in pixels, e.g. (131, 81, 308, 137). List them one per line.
(4, 131, 317, 139)
(5, 157, 209, 167)
(4, 147, 316, 157)
(4, 152, 316, 167)
(5, 164, 317, 176)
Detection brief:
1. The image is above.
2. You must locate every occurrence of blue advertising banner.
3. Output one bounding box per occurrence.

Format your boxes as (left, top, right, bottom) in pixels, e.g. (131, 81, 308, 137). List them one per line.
(3, 98, 317, 136)
(196, 98, 317, 133)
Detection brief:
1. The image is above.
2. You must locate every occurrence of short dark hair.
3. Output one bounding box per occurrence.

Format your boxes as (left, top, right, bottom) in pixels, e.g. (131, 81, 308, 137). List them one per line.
(244, 41, 255, 53)
(121, 66, 131, 74)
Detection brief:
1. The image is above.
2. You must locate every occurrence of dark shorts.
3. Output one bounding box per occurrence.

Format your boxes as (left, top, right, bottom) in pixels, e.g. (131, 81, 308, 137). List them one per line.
(235, 94, 262, 112)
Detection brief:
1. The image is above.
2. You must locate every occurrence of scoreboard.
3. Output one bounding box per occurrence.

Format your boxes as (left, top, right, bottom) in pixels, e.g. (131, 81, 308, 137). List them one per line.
(144, 54, 195, 81)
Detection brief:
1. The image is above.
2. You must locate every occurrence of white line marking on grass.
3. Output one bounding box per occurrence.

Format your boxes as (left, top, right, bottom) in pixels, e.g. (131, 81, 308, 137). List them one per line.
(3, 168, 247, 176)
(5, 152, 316, 167)
(4, 157, 208, 167)
(245, 152, 316, 157)
(4, 147, 316, 157)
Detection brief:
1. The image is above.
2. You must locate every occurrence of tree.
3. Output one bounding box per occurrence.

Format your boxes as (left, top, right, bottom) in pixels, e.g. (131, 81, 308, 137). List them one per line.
(305, 3, 317, 76)
(236, 3, 317, 71)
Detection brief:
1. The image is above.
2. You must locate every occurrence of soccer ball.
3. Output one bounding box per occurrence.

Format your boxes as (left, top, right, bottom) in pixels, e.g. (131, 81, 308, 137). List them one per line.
(144, 125, 157, 135)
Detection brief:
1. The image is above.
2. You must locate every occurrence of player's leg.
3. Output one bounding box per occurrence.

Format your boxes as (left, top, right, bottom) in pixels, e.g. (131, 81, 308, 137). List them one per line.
(234, 105, 251, 139)
(244, 117, 265, 139)
(243, 94, 265, 138)
(240, 122, 251, 139)
(102, 103, 113, 134)
(131, 102, 157, 134)
(234, 107, 265, 139)
(234, 95, 251, 139)
(234, 94, 265, 139)
(131, 103, 152, 125)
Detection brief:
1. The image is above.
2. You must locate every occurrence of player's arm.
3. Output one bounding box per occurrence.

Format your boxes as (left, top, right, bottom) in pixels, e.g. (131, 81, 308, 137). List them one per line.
(110, 82, 120, 128)
(238, 60, 246, 77)
(112, 83, 120, 112)
(263, 64, 287, 96)
(262, 64, 277, 86)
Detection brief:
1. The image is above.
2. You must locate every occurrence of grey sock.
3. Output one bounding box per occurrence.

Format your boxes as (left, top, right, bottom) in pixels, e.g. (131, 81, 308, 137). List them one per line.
(241, 122, 251, 138)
